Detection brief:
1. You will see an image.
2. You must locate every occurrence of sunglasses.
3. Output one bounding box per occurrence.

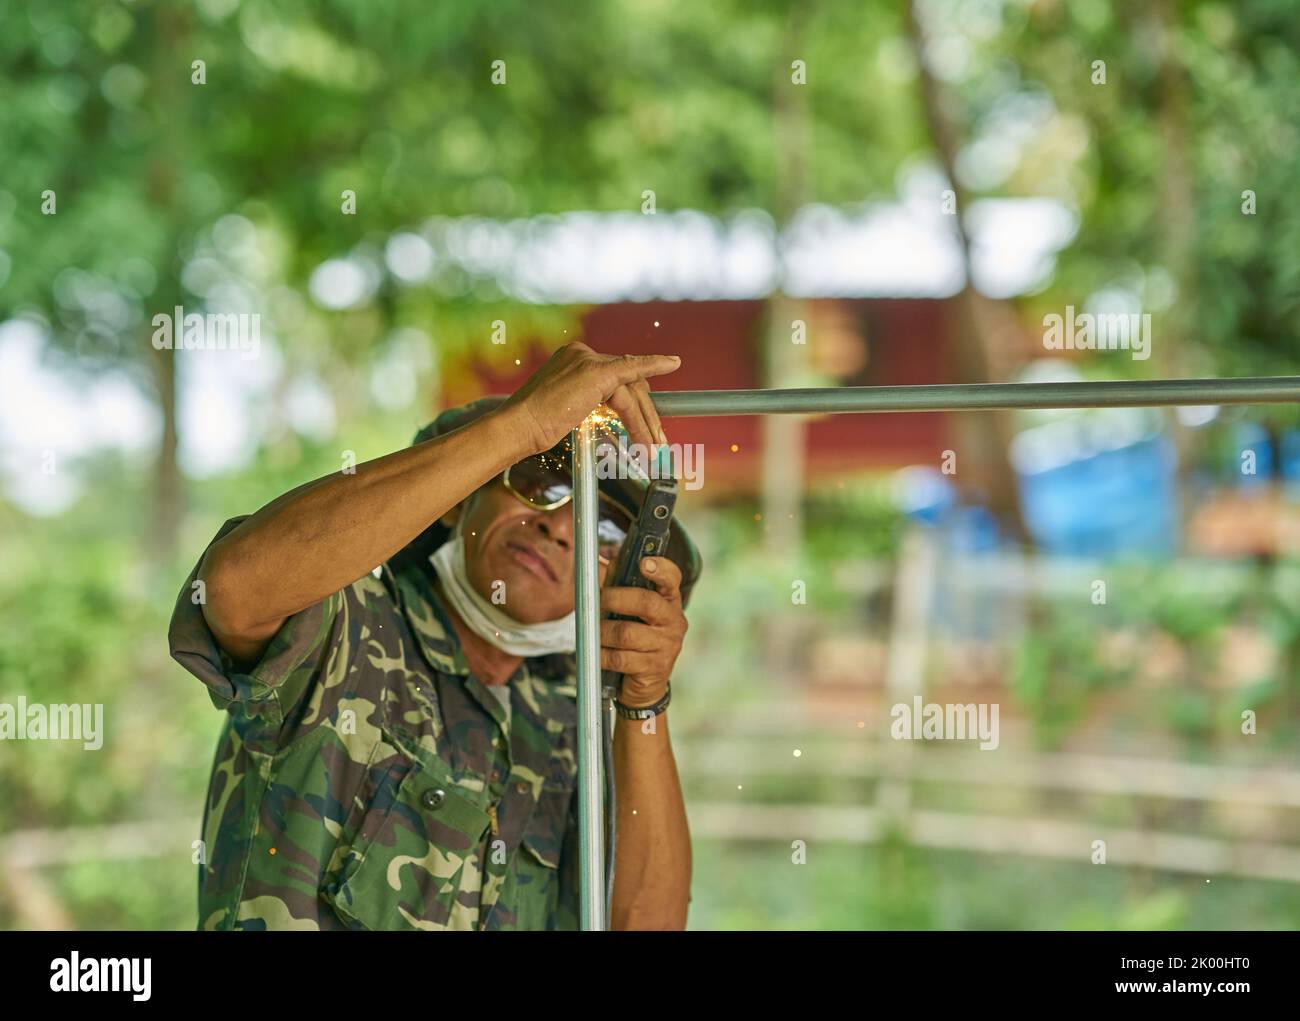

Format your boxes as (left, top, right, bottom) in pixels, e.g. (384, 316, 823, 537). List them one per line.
(502, 450, 635, 565)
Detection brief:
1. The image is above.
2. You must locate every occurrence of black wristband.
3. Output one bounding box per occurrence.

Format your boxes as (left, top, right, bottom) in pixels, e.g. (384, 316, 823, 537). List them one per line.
(614, 682, 671, 720)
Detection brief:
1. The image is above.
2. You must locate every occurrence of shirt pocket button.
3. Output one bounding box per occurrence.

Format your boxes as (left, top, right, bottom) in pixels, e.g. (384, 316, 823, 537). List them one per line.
(420, 787, 447, 810)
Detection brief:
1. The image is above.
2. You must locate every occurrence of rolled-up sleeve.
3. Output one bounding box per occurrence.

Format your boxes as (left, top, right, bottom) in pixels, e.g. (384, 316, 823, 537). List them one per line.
(168, 516, 347, 728)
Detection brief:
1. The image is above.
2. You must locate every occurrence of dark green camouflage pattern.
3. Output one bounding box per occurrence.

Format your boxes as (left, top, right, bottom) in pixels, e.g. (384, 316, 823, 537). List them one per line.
(169, 516, 580, 930)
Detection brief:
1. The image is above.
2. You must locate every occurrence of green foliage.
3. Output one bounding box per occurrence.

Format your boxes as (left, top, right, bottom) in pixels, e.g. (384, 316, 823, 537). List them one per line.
(803, 477, 905, 561)
(995, 0, 1300, 389)
(1010, 608, 1131, 750)
(1007, 558, 1300, 751)
(670, 483, 901, 726)
(686, 837, 1300, 930)
(0, 510, 213, 840)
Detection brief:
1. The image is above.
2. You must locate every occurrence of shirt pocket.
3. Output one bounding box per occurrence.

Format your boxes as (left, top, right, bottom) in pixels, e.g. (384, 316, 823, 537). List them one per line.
(521, 787, 571, 869)
(509, 767, 576, 930)
(523, 738, 577, 868)
(322, 737, 492, 931)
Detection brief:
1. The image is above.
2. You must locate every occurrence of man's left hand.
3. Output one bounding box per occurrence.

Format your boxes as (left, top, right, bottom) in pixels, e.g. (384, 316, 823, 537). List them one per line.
(599, 556, 687, 708)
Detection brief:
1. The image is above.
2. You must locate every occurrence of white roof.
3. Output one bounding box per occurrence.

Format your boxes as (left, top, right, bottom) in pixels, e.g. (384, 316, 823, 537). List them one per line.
(5, 185, 1079, 514)
(360, 195, 1077, 308)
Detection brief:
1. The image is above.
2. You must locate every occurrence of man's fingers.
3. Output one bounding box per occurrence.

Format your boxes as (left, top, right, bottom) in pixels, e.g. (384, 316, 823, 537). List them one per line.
(631, 378, 668, 447)
(606, 384, 656, 452)
(639, 556, 682, 601)
(600, 618, 662, 652)
(600, 585, 676, 625)
(603, 353, 681, 390)
(600, 647, 660, 676)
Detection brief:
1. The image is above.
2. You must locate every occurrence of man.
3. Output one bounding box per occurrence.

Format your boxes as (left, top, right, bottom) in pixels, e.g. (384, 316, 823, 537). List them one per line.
(168, 342, 701, 930)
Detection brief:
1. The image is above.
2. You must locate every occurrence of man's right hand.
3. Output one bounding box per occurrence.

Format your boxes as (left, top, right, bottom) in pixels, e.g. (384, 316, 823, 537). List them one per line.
(497, 342, 682, 455)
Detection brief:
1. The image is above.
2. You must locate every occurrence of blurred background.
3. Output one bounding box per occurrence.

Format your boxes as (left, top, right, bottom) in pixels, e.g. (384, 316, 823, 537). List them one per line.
(2, 0, 1300, 930)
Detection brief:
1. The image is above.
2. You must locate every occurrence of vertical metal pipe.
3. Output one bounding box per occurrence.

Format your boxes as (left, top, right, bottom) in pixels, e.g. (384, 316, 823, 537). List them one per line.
(570, 420, 605, 930)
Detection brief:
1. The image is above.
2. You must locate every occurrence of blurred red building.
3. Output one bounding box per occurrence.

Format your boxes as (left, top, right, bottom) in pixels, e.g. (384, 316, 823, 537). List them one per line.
(445, 297, 961, 493)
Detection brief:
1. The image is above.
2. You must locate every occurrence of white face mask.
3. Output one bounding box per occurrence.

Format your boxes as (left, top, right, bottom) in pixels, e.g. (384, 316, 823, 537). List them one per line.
(429, 515, 576, 657)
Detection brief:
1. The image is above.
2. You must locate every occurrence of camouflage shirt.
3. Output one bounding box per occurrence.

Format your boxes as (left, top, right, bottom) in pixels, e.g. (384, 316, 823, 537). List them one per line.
(168, 516, 581, 931)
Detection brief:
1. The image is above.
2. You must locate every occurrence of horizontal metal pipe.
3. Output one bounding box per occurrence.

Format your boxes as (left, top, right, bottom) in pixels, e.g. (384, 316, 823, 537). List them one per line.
(650, 376, 1300, 417)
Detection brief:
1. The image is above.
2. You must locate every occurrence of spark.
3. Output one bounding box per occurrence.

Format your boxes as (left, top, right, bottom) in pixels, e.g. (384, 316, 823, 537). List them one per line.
(587, 404, 619, 425)
(583, 404, 624, 434)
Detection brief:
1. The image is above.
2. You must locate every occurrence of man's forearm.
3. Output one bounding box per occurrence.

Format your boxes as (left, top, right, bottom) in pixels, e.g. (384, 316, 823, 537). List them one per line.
(200, 406, 531, 641)
(610, 710, 691, 929)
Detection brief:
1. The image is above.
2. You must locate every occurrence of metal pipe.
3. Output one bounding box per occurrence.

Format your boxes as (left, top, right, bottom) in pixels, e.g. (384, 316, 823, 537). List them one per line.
(570, 419, 606, 931)
(650, 376, 1300, 417)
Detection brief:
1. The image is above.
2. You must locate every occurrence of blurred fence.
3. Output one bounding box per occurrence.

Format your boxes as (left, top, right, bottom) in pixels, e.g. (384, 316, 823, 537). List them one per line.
(678, 729, 1300, 882)
(677, 526, 1300, 884)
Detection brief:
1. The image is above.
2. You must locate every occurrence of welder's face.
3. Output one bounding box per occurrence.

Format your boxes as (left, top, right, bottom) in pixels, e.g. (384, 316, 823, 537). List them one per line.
(457, 483, 610, 623)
